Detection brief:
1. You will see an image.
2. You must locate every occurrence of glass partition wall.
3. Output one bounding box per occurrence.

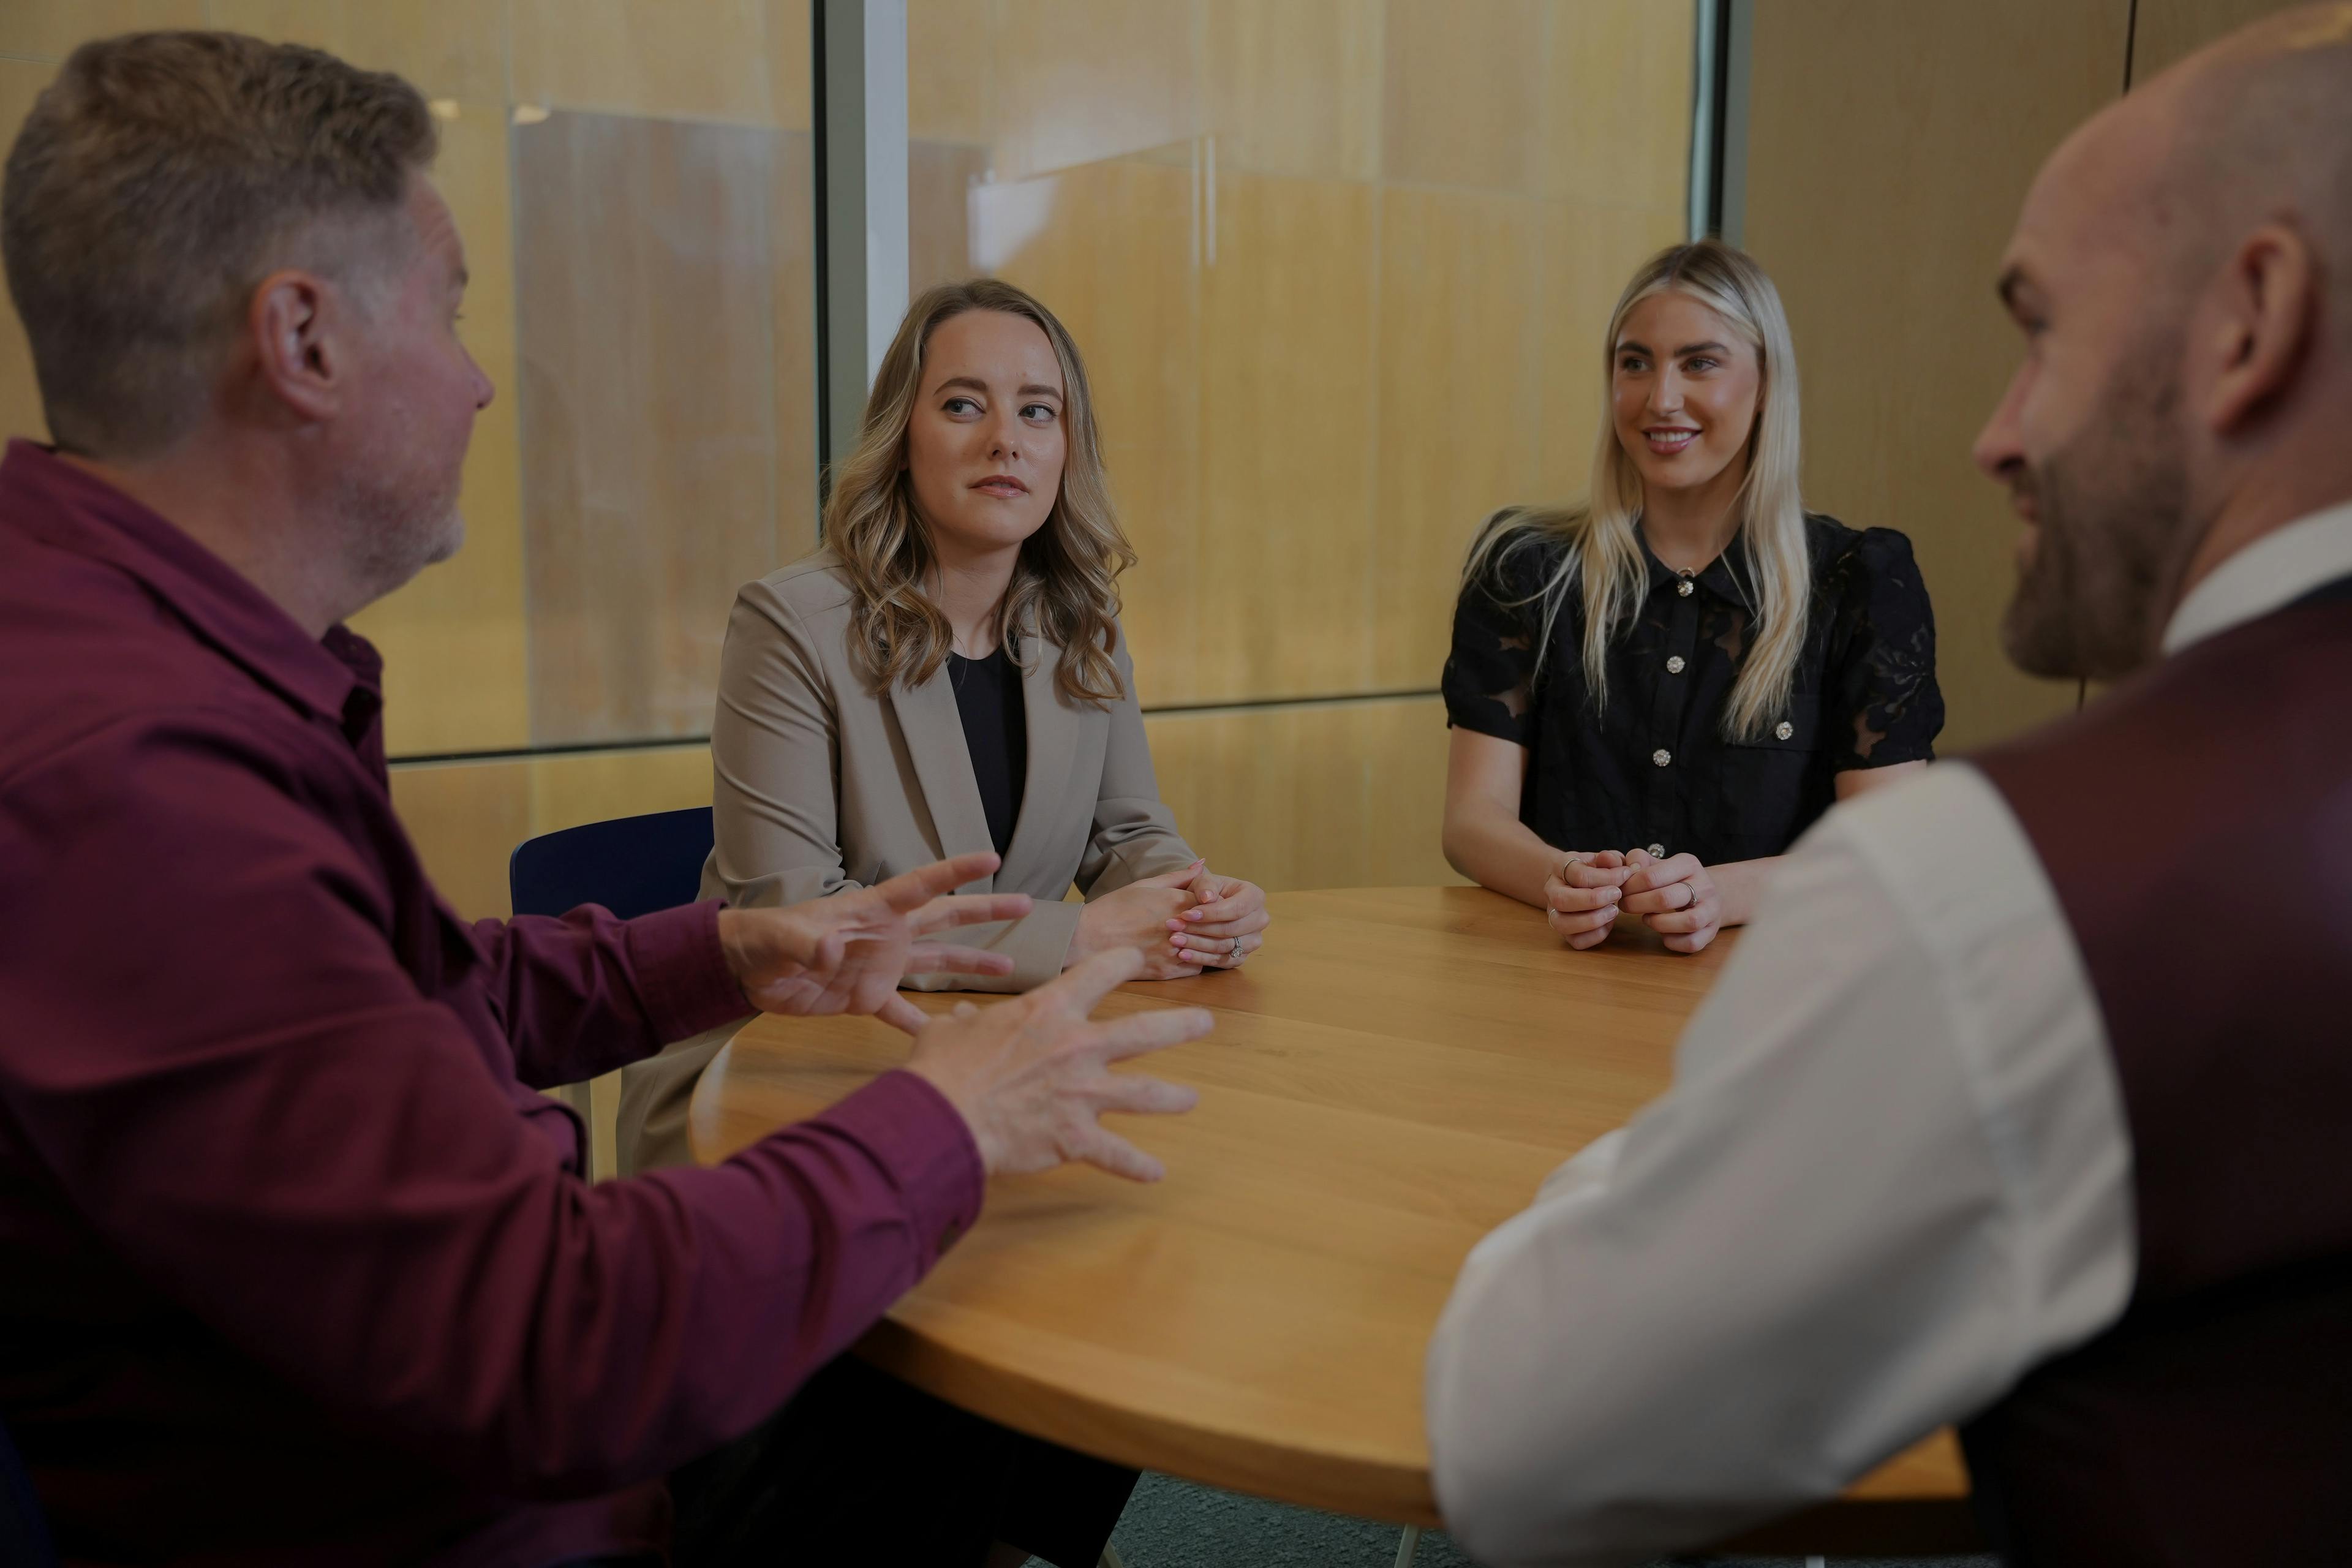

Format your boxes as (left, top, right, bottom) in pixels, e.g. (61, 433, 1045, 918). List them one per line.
(0, 0, 1698, 914)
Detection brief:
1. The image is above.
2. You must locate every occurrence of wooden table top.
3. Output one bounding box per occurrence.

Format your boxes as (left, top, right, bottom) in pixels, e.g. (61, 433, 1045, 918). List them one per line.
(690, 886, 1977, 1551)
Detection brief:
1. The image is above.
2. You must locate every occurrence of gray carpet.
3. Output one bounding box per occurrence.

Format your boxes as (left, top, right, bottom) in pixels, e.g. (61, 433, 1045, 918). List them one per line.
(1052, 1471, 1999, 1568)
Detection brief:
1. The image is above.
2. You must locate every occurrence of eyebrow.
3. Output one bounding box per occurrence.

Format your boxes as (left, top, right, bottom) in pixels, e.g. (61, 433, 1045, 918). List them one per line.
(934, 375, 1063, 399)
(1614, 339, 1730, 357)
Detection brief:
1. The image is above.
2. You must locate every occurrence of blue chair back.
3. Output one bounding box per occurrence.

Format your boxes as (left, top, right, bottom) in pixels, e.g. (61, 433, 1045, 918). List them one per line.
(0, 1416, 58, 1568)
(508, 807, 715, 921)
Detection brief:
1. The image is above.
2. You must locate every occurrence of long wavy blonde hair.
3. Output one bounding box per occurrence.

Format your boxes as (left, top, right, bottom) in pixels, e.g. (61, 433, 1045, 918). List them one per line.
(826, 277, 1134, 706)
(1463, 239, 1809, 741)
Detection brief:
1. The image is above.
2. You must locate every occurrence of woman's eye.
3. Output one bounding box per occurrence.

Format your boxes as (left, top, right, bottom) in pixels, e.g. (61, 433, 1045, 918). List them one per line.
(1021, 403, 1058, 422)
(1618, 356, 1649, 373)
(1685, 356, 1718, 372)
(943, 396, 979, 415)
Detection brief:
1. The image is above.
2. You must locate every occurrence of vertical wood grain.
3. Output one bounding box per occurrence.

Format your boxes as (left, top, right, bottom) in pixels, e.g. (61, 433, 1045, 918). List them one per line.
(2129, 0, 2308, 81)
(0, 0, 203, 61)
(349, 105, 534, 756)
(1370, 185, 1543, 693)
(0, 59, 58, 448)
(990, 0, 1202, 181)
(513, 111, 783, 745)
(1741, 0, 2133, 751)
(984, 157, 1204, 706)
(1381, 0, 1545, 193)
(203, 0, 507, 103)
(1204, 0, 1382, 181)
(1197, 172, 1380, 701)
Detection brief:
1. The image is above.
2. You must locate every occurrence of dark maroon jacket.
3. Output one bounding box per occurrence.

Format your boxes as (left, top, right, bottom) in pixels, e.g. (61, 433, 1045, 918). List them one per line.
(0, 442, 984, 1565)
(1966, 576, 2352, 1566)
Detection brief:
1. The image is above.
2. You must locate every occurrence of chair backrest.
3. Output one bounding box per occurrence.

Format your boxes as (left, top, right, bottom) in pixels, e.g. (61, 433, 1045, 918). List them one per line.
(0, 1416, 58, 1568)
(507, 807, 716, 921)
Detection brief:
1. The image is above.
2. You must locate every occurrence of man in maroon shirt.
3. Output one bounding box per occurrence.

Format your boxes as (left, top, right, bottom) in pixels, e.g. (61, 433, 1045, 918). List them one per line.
(0, 31, 1208, 1567)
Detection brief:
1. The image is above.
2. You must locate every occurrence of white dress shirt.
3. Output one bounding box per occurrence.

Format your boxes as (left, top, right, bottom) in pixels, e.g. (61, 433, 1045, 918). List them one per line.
(1423, 499, 2352, 1568)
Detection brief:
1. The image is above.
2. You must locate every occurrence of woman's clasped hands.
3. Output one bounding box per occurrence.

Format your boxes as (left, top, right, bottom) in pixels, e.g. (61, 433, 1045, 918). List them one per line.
(1544, 848, 1724, 954)
(1066, 858, 1271, 979)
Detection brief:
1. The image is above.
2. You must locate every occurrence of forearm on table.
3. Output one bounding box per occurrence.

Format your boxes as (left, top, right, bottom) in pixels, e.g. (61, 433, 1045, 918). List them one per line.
(1442, 804, 1562, 909)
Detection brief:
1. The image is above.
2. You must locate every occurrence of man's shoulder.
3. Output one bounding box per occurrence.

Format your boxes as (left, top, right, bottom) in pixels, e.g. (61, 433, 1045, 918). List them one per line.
(0, 537, 310, 797)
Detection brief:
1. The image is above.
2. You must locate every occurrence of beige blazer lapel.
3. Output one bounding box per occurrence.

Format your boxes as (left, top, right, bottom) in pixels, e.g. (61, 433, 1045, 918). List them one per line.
(998, 635, 1081, 886)
(886, 662, 998, 884)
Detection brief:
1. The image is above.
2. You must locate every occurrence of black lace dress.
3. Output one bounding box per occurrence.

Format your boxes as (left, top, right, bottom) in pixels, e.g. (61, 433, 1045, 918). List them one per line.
(1442, 513, 1943, 867)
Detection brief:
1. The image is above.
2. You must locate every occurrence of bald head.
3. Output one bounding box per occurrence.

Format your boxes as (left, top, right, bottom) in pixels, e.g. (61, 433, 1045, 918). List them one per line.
(1973, 2, 2352, 680)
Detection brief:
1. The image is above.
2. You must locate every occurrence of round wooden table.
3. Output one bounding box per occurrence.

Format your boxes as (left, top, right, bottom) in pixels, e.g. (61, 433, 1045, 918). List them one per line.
(690, 886, 1978, 1555)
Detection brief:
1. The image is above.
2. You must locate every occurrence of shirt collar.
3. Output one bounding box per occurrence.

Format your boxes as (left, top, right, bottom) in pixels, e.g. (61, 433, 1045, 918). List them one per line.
(1638, 521, 1755, 604)
(2161, 497, 2352, 655)
(0, 439, 381, 736)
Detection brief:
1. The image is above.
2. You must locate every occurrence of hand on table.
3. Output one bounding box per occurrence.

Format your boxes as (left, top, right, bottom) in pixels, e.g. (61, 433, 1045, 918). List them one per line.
(1620, 849, 1724, 954)
(1166, 862, 1268, 971)
(1069, 860, 1213, 980)
(907, 948, 1210, 1182)
(717, 851, 1033, 1032)
(1544, 850, 1634, 950)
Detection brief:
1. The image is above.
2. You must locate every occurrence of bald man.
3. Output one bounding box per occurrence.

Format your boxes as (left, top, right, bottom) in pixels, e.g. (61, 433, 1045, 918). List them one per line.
(1426, 9, 2352, 1566)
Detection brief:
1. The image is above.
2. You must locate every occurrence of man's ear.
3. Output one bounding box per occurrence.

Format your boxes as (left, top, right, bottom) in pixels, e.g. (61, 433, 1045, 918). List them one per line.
(2199, 222, 2319, 437)
(246, 270, 342, 423)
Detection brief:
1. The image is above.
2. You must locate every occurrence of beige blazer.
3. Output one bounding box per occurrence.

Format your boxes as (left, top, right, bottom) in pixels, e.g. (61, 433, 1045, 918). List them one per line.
(619, 552, 1197, 1172)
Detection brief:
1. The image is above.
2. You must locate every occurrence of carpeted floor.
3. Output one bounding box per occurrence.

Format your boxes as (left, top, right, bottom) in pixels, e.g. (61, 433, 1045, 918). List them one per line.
(1058, 1471, 1999, 1568)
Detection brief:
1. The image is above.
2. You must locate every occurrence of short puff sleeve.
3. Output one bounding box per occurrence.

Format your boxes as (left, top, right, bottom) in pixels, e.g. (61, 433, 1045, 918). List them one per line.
(1443, 520, 1555, 747)
(1822, 526, 1943, 772)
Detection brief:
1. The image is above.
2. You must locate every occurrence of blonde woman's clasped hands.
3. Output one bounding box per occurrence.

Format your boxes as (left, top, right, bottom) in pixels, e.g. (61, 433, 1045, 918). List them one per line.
(1544, 848, 1724, 954)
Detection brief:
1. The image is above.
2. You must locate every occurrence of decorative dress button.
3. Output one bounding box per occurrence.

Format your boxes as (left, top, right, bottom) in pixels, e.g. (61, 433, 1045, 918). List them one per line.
(1651, 748, 1672, 767)
(1676, 579, 1695, 598)
(1774, 720, 1795, 741)
(1665, 655, 1686, 674)
(1646, 842, 1666, 858)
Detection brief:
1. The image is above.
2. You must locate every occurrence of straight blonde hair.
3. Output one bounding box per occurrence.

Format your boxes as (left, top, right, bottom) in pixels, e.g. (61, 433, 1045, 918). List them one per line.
(1463, 239, 1809, 741)
(826, 278, 1135, 706)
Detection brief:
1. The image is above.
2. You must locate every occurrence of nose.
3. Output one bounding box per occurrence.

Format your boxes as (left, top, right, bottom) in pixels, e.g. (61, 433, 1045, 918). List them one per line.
(1972, 362, 2029, 480)
(469, 347, 496, 413)
(985, 404, 1021, 461)
(1647, 369, 1684, 417)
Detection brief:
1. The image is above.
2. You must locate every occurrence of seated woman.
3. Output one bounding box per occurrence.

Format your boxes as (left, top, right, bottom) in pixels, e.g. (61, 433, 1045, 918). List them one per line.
(1441, 238, 1942, 954)
(624, 276, 1268, 1567)
(623, 276, 1268, 1172)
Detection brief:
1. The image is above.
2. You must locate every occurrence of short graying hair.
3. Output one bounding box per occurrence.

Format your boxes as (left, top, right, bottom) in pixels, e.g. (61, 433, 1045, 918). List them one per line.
(1, 31, 436, 458)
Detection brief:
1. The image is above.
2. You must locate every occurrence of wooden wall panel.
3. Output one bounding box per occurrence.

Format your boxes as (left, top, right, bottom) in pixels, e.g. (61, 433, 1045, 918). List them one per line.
(1540, 0, 1695, 209)
(0, 59, 57, 448)
(990, 0, 1201, 181)
(510, 0, 785, 126)
(204, 0, 505, 102)
(1381, 0, 1545, 192)
(983, 159, 1204, 707)
(907, 0, 993, 146)
(513, 110, 802, 745)
(1145, 697, 1464, 893)
(348, 105, 532, 756)
(1204, 0, 1382, 182)
(2131, 0, 2307, 80)
(1197, 173, 1379, 701)
(0, 1, 202, 61)
(1371, 185, 1542, 693)
(1741, 0, 2133, 752)
(908, 138, 992, 295)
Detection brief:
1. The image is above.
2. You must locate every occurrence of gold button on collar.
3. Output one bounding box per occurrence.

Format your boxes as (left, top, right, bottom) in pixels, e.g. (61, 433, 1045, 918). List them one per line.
(1676, 579, 1695, 598)
(1774, 720, 1794, 741)
(1666, 655, 1686, 674)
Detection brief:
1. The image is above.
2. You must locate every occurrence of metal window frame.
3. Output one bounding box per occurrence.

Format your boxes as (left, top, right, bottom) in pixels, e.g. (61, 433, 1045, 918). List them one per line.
(1691, 0, 1752, 244)
(812, 0, 910, 496)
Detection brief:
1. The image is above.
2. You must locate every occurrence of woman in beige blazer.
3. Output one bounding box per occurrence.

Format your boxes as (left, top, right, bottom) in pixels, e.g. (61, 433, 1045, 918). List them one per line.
(621, 277, 1269, 1180)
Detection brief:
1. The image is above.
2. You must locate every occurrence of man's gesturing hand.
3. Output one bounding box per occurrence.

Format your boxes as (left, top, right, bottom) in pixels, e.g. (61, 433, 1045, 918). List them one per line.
(906, 948, 1210, 1182)
(717, 852, 1033, 1032)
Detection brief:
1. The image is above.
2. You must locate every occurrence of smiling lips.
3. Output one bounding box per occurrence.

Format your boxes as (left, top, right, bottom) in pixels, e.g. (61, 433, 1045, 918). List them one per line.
(972, 474, 1029, 498)
(1644, 426, 1701, 456)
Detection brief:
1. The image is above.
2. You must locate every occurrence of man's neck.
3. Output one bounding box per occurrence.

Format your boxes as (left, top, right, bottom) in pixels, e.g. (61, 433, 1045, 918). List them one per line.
(58, 443, 350, 638)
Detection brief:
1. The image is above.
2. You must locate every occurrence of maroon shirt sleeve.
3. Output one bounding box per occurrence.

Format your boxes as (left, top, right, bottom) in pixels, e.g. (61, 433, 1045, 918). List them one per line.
(0, 715, 983, 1495)
(470, 899, 748, 1089)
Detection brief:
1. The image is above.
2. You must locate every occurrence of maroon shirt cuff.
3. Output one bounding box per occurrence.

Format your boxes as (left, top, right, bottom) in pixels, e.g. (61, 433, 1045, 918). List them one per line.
(805, 1069, 987, 1259)
(622, 900, 750, 1043)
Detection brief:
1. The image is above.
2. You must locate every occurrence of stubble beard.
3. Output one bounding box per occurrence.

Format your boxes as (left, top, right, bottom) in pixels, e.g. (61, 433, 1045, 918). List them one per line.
(2000, 333, 2194, 682)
